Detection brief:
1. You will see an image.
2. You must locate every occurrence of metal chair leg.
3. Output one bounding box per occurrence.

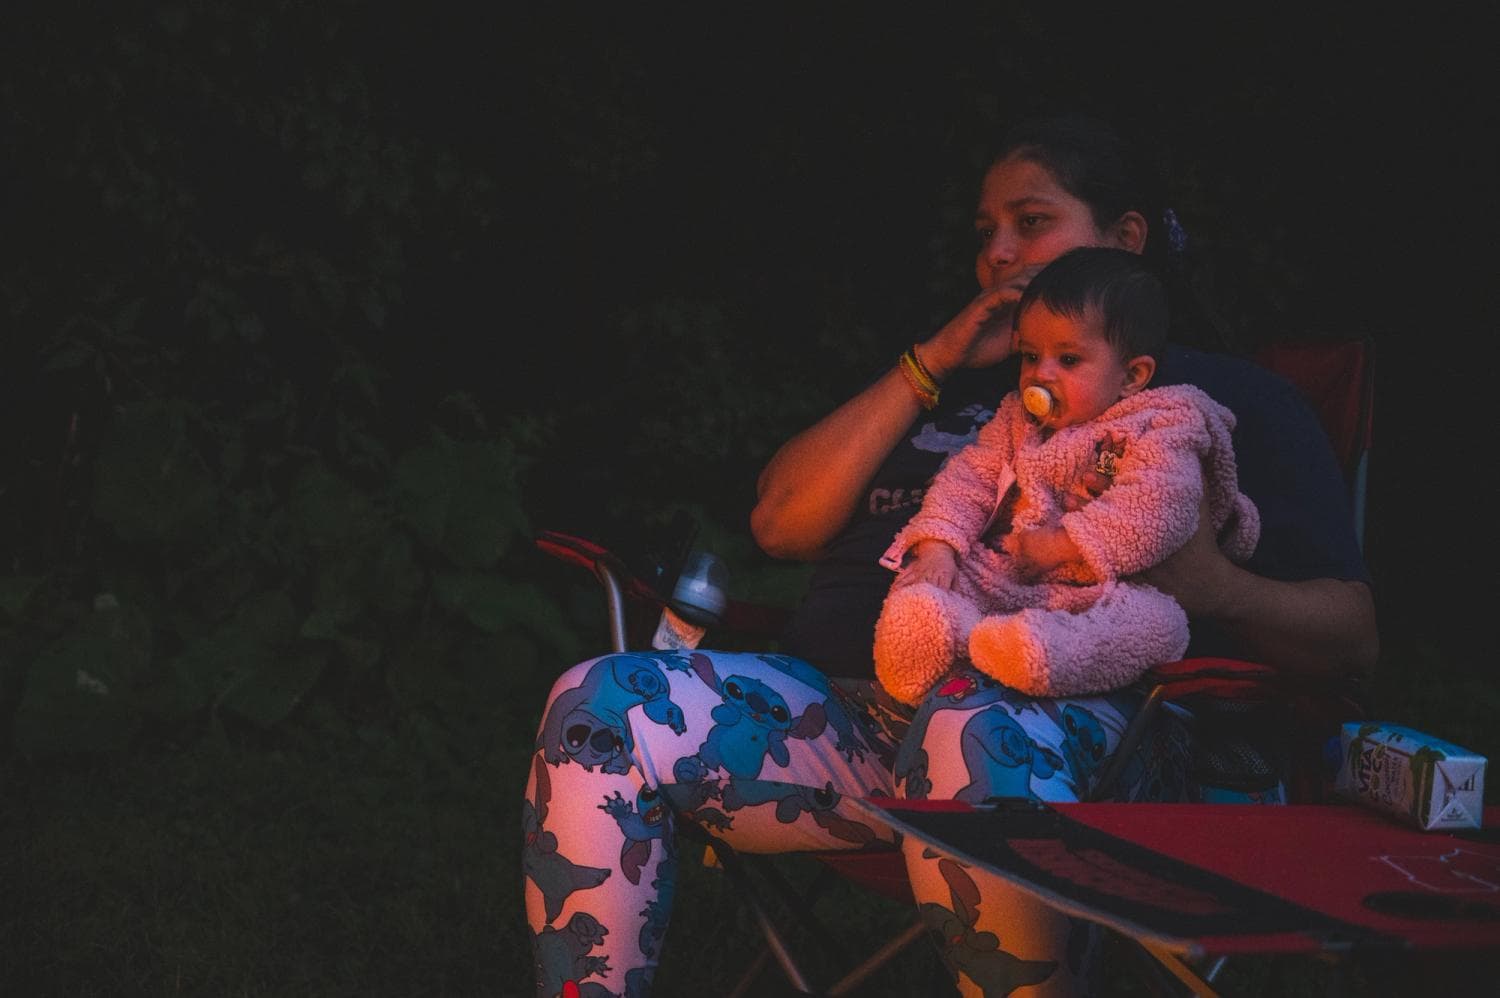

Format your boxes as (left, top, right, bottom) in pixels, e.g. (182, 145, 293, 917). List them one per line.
(826, 919, 930, 996)
(707, 837, 819, 993)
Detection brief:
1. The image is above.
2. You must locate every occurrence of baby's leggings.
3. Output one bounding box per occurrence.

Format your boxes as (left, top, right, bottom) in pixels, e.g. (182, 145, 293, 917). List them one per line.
(524, 651, 1189, 997)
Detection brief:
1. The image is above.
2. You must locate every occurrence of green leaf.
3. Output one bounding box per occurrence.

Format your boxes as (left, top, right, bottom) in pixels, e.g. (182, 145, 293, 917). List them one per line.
(231, 589, 299, 646)
(169, 589, 310, 725)
(298, 607, 382, 674)
(0, 575, 44, 619)
(11, 632, 143, 756)
(286, 461, 384, 551)
(299, 607, 346, 641)
(79, 595, 155, 676)
(112, 296, 147, 334)
(219, 651, 327, 727)
(393, 439, 528, 569)
(364, 531, 423, 615)
(432, 572, 580, 661)
(42, 341, 96, 373)
(134, 669, 205, 724)
(91, 401, 219, 547)
(391, 444, 450, 545)
(454, 631, 542, 711)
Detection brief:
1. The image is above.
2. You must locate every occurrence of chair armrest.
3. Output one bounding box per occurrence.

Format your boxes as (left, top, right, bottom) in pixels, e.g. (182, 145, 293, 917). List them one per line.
(1088, 656, 1367, 803)
(535, 528, 794, 651)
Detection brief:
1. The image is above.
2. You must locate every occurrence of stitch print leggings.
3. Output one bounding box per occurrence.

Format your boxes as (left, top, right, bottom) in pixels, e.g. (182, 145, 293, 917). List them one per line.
(524, 650, 1191, 997)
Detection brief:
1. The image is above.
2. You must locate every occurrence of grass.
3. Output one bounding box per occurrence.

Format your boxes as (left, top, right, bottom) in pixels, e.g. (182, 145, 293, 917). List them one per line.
(2, 619, 1496, 997)
(1, 705, 534, 997)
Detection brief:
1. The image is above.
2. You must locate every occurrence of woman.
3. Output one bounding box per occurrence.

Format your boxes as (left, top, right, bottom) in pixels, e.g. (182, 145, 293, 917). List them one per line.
(525, 114, 1377, 997)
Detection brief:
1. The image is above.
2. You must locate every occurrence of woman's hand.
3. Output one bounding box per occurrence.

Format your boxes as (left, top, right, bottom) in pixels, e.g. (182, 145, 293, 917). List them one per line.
(1138, 496, 1233, 616)
(1139, 495, 1379, 675)
(895, 540, 960, 590)
(920, 268, 1044, 379)
(750, 271, 1036, 562)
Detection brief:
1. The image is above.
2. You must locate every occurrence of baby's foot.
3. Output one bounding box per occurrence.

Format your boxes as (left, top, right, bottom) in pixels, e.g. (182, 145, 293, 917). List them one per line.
(873, 583, 959, 707)
(968, 614, 1049, 695)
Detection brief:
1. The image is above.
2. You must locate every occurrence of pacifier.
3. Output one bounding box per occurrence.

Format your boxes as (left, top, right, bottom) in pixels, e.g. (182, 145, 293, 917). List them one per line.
(1021, 385, 1054, 422)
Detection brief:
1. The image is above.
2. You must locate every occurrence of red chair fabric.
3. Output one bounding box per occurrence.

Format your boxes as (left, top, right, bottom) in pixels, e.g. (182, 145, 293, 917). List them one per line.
(1254, 339, 1375, 482)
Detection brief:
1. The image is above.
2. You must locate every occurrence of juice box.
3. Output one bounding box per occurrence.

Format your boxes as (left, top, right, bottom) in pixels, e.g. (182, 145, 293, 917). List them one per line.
(1334, 722, 1485, 830)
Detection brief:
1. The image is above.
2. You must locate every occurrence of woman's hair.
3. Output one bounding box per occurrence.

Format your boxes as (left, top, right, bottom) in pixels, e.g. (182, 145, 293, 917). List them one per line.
(992, 113, 1234, 350)
(1015, 247, 1169, 360)
(992, 113, 1166, 268)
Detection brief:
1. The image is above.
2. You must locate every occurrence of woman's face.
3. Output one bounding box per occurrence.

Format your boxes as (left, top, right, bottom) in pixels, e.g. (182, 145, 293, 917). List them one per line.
(973, 155, 1123, 294)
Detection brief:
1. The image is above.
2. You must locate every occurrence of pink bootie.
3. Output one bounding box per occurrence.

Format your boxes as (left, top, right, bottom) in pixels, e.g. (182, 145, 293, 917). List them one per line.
(873, 583, 967, 707)
(968, 612, 1053, 696)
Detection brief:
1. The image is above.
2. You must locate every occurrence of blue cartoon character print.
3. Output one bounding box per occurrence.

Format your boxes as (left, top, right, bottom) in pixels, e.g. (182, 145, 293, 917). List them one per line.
(955, 707, 1064, 803)
(537, 654, 691, 775)
(753, 654, 879, 765)
(896, 671, 1030, 800)
(636, 856, 675, 961)
(700, 673, 797, 778)
(720, 778, 878, 845)
(917, 849, 1058, 995)
(657, 775, 733, 834)
(1058, 703, 1110, 792)
(671, 653, 834, 783)
(525, 755, 612, 923)
(599, 785, 673, 885)
(533, 911, 611, 998)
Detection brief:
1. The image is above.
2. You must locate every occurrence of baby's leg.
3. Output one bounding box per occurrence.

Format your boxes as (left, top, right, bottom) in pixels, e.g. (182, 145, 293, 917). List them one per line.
(969, 585, 1188, 697)
(874, 582, 984, 706)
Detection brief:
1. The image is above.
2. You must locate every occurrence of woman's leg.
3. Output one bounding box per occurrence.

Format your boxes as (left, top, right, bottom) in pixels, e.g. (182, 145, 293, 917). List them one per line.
(524, 650, 898, 997)
(895, 669, 1193, 997)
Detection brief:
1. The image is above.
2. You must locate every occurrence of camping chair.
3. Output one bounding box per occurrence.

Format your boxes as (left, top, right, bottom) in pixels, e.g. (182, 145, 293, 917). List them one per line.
(536, 336, 1377, 995)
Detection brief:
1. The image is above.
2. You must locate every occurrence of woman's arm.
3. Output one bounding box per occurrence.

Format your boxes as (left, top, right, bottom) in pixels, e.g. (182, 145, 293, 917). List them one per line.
(752, 285, 1021, 560)
(1143, 504, 1380, 676)
(751, 362, 934, 560)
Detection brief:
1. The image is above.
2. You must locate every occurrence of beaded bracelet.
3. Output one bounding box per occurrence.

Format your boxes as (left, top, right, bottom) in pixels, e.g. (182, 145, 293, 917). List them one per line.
(898, 347, 939, 410)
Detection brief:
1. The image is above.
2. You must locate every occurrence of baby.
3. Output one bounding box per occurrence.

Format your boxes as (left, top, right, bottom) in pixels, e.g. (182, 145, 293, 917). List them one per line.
(873, 247, 1259, 705)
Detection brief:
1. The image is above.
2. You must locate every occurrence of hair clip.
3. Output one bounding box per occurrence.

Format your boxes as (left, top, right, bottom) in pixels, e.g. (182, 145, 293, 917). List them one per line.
(1163, 207, 1189, 255)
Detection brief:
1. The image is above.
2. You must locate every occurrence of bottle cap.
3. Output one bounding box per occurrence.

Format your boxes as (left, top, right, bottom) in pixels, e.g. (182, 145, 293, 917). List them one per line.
(669, 551, 729, 627)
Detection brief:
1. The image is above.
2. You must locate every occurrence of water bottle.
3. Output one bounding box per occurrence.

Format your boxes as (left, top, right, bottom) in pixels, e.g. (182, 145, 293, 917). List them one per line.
(651, 550, 729, 650)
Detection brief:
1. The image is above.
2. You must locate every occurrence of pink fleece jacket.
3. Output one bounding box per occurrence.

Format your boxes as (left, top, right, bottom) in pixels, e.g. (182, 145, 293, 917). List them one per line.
(872, 383, 1259, 704)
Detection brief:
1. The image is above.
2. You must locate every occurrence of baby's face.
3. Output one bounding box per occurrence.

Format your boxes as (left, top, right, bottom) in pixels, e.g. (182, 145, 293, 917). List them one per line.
(1015, 304, 1135, 429)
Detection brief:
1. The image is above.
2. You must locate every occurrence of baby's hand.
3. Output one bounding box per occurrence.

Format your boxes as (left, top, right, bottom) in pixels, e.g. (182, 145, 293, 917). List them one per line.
(1061, 481, 1092, 513)
(895, 540, 959, 590)
(999, 530, 1028, 567)
(1004, 525, 1076, 581)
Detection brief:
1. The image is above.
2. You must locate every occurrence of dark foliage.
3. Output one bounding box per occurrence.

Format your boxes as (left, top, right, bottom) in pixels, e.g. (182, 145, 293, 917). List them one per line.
(1, 4, 1494, 995)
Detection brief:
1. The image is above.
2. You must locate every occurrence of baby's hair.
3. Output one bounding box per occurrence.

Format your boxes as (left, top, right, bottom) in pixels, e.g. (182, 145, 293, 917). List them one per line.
(1015, 247, 1169, 360)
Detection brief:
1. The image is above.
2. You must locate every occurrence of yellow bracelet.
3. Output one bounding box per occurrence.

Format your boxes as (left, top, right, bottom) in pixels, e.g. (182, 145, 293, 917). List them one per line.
(907, 345, 939, 391)
(898, 351, 939, 409)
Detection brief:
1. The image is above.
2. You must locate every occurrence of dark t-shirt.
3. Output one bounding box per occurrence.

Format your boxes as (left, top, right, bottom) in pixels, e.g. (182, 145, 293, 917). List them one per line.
(781, 345, 1371, 677)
